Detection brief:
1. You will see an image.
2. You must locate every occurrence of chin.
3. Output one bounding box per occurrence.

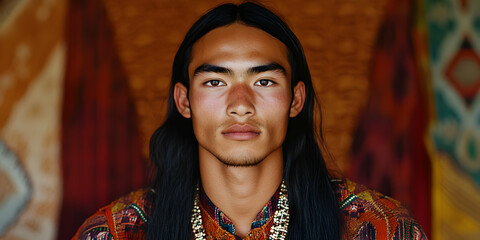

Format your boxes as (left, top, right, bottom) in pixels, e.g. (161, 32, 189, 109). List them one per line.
(220, 159, 264, 167)
(216, 154, 265, 167)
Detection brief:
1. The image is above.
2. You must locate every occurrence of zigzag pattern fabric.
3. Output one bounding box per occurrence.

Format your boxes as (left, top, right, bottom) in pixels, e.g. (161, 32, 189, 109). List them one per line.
(424, 0, 480, 238)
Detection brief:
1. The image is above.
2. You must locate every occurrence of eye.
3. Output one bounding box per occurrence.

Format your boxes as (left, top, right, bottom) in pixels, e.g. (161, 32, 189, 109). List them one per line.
(255, 79, 275, 86)
(204, 79, 225, 87)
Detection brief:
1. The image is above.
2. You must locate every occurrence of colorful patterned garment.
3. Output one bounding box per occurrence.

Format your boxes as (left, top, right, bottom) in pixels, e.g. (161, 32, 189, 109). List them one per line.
(73, 179, 427, 240)
(334, 179, 426, 239)
(73, 189, 155, 240)
(198, 185, 280, 239)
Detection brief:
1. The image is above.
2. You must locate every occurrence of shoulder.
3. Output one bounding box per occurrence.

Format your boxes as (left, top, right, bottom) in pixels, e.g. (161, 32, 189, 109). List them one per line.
(332, 179, 428, 240)
(72, 188, 155, 240)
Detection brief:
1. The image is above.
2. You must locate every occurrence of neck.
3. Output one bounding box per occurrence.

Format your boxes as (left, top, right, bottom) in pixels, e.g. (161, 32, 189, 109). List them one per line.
(199, 147, 283, 238)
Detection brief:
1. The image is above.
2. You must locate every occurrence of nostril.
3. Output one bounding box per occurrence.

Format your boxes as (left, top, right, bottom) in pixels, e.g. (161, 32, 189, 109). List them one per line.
(228, 108, 254, 116)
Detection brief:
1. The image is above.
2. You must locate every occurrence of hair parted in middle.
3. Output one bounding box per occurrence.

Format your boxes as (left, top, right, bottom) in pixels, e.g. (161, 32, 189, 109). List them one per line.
(147, 2, 343, 239)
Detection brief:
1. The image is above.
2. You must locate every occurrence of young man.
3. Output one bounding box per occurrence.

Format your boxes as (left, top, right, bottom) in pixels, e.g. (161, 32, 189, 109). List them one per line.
(74, 2, 427, 240)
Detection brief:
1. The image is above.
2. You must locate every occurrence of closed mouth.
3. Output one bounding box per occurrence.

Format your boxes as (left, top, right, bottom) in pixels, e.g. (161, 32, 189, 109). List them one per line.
(222, 124, 260, 140)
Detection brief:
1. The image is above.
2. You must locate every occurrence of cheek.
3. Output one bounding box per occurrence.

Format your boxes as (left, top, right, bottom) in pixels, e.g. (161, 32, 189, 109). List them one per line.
(261, 91, 292, 114)
(191, 114, 216, 142)
(260, 91, 291, 136)
(190, 91, 223, 114)
(190, 91, 223, 137)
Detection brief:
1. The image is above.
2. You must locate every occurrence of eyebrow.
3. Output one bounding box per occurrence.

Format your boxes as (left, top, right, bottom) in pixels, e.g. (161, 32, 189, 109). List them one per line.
(248, 63, 286, 75)
(193, 62, 287, 76)
(193, 64, 232, 76)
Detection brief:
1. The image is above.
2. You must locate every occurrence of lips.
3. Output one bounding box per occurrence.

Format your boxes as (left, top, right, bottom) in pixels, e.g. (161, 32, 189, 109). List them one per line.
(222, 123, 260, 140)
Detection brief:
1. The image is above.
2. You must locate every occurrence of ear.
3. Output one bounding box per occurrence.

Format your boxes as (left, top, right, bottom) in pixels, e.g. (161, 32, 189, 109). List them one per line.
(289, 81, 306, 117)
(174, 82, 191, 118)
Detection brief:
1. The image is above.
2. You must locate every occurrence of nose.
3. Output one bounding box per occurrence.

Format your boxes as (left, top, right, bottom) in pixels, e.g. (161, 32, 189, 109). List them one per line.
(226, 83, 255, 117)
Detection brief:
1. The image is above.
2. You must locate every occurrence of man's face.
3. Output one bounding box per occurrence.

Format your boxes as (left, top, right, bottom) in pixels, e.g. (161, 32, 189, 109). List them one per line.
(175, 23, 304, 167)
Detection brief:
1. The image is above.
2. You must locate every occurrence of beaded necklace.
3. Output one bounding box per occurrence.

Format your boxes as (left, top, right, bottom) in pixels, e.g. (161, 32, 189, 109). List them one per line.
(191, 181, 290, 240)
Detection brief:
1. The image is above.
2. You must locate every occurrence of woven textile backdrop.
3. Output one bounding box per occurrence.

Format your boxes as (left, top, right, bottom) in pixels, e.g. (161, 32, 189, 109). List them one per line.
(350, 0, 480, 238)
(0, 0, 66, 239)
(349, 0, 432, 236)
(58, 0, 148, 238)
(424, 0, 480, 238)
(0, 0, 394, 239)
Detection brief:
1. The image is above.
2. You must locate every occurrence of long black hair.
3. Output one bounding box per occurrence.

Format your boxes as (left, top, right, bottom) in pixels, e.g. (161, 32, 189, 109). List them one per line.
(147, 2, 343, 239)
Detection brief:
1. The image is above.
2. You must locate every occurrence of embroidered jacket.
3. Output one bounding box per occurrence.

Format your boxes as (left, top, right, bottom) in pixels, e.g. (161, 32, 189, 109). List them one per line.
(73, 179, 427, 240)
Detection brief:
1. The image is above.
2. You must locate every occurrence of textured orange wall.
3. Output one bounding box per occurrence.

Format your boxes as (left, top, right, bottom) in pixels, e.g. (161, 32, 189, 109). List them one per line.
(103, 0, 388, 172)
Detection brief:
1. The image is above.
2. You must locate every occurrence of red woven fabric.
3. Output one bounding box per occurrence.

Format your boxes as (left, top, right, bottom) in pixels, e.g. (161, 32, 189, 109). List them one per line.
(348, 0, 431, 237)
(59, 0, 147, 239)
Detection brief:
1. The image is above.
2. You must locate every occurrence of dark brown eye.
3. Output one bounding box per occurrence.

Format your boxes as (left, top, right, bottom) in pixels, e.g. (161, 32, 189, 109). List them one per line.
(256, 79, 273, 86)
(205, 80, 224, 87)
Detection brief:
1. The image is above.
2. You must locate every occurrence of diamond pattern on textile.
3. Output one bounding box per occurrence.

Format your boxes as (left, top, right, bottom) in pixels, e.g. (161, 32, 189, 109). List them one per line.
(445, 38, 480, 106)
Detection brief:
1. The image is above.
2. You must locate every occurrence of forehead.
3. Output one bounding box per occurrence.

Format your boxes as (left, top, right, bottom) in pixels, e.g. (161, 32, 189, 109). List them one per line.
(189, 23, 289, 73)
